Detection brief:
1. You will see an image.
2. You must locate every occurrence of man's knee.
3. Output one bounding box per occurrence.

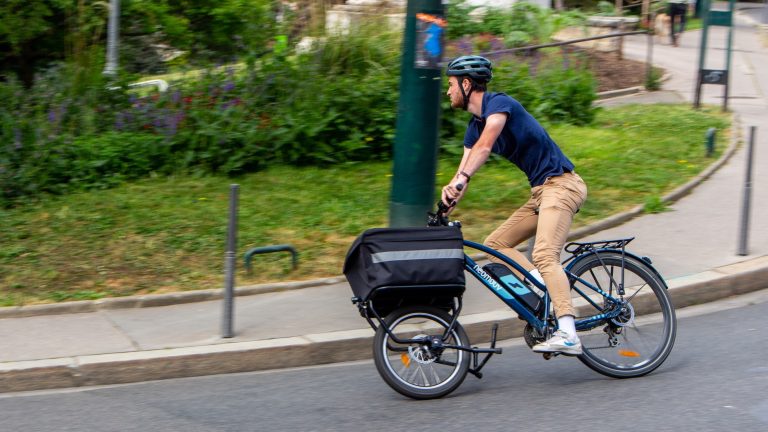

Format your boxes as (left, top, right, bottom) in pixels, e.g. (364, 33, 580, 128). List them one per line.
(483, 235, 503, 250)
(532, 248, 560, 272)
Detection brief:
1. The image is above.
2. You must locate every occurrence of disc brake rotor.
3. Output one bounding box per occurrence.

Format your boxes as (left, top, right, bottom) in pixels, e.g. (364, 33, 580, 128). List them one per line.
(407, 335, 437, 365)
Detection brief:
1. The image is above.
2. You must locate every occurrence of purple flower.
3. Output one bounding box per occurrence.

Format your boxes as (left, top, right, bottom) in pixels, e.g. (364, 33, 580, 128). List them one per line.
(222, 81, 235, 92)
(48, 109, 56, 123)
(153, 111, 165, 129)
(165, 111, 184, 136)
(171, 90, 181, 105)
(115, 112, 125, 131)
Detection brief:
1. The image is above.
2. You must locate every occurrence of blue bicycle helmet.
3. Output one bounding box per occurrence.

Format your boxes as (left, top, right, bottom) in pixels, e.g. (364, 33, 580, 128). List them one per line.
(446, 55, 493, 82)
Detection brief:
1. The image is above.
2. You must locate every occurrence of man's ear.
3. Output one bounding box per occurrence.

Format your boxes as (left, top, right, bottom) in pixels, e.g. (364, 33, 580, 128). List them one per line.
(462, 77, 472, 91)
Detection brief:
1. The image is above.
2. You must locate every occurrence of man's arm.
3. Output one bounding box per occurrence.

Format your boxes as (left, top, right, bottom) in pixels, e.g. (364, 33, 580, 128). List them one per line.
(442, 112, 508, 207)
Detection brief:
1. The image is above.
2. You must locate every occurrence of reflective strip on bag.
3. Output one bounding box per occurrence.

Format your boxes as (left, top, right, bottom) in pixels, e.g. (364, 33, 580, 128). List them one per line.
(371, 249, 464, 263)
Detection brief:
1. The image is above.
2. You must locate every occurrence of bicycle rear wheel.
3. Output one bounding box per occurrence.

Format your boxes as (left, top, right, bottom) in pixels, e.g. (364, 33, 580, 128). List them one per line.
(373, 306, 470, 399)
(569, 252, 676, 378)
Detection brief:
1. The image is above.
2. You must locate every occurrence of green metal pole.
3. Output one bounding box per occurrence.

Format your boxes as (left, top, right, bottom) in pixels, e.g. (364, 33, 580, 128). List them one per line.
(389, 0, 446, 227)
(723, 0, 736, 112)
(694, 0, 711, 109)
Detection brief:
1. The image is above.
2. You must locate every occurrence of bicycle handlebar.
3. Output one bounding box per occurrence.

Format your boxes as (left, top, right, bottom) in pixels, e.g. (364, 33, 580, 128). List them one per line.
(427, 183, 464, 227)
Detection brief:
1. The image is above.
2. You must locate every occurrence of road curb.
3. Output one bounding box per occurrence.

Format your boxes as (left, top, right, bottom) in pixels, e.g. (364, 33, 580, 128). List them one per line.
(2, 255, 767, 393)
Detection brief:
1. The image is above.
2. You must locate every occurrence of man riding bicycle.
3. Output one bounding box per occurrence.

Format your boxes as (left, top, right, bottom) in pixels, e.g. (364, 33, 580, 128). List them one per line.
(441, 55, 588, 355)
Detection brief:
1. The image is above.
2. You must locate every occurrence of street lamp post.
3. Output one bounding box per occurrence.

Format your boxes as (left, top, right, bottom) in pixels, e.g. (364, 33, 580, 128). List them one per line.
(103, 0, 120, 76)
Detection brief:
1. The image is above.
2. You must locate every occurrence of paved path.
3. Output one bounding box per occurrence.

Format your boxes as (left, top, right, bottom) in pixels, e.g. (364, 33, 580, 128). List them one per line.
(1, 10, 767, 393)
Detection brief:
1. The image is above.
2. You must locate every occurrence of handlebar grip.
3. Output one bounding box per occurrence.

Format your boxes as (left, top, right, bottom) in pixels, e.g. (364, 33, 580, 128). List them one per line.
(456, 183, 464, 191)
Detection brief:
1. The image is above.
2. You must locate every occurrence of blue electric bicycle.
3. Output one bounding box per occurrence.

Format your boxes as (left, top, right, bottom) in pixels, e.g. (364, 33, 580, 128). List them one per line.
(349, 202, 677, 399)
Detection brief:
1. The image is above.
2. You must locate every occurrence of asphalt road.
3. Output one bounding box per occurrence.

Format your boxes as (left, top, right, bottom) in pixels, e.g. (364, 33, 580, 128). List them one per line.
(2, 293, 767, 432)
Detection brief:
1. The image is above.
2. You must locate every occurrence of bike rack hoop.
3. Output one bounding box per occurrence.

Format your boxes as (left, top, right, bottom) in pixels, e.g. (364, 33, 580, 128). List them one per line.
(243, 244, 298, 273)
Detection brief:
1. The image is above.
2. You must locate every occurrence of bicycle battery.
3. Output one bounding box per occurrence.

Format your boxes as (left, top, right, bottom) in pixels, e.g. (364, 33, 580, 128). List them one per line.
(482, 263, 542, 313)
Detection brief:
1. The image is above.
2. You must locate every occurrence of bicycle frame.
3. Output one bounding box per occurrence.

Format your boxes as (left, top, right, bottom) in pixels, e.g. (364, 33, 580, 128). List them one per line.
(464, 240, 625, 335)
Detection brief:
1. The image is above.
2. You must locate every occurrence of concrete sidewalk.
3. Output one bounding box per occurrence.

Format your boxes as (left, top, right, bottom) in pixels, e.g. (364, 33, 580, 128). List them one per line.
(2, 13, 767, 393)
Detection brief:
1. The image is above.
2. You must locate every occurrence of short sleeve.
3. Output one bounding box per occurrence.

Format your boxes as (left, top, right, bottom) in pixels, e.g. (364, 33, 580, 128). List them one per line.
(484, 94, 515, 119)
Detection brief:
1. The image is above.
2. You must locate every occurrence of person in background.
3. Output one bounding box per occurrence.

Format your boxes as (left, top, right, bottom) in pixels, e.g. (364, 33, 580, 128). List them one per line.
(668, 0, 689, 46)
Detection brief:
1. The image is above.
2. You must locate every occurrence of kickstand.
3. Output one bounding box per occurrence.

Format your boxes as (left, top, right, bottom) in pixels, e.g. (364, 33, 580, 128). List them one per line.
(468, 323, 502, 379)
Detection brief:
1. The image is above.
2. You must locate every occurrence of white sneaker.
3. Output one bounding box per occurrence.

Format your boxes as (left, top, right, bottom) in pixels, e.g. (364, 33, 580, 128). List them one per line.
(532, 330, 582, 356)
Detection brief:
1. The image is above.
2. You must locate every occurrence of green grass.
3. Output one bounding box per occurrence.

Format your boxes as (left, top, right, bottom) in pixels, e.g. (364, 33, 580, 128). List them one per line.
(685, 17, 703, 32)
(0, 105, 730, 306)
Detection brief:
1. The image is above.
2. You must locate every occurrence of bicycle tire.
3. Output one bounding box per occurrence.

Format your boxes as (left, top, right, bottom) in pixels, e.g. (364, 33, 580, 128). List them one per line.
(568, 251, 676, 378)
(373, 306, 470, 399)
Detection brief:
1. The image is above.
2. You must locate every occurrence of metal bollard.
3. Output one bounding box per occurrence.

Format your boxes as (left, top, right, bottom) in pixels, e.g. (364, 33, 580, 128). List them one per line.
(222, 184, 239, 338)
(737, 127, 756, 256)
(706, 128, 716, 157)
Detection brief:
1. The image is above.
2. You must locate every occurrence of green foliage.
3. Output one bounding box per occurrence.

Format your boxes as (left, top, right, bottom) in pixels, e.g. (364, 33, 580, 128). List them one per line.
(644, 195, 670, 213)
(645, 67, 663, 91)
(446, 0, 484, 39)
(0, 0, 105, 86)
(447, 1, 586, 46)
(1, 11, 596, 207)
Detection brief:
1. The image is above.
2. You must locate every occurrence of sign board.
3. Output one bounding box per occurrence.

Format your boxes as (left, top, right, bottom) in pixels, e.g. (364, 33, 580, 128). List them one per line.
(701, 69, 729, 85)
(414, 13, 445, 69)
(708, 10, 733, 27)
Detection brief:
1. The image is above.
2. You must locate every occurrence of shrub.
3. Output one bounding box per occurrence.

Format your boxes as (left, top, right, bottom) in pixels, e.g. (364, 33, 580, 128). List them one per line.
(1, 15, 597, 206)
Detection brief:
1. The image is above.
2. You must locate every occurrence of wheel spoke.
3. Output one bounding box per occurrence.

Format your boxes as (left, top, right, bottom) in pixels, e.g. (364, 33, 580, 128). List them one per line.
(625, 282, 650, 303)
(419, 366, 431, 386)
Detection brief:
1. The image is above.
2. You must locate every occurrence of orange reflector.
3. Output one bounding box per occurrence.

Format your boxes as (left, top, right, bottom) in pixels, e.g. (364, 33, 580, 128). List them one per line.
(618, 349, 640, 357)
(401, 353, 411, 368)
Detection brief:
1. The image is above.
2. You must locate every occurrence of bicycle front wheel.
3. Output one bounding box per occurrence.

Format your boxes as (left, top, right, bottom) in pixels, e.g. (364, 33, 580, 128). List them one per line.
(373, 306, 470, 399)
(569, 252, 676, 378)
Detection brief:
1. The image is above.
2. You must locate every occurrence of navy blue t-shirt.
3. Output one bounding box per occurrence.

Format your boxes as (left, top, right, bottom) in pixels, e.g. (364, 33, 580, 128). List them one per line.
(464, 92, 574, 187)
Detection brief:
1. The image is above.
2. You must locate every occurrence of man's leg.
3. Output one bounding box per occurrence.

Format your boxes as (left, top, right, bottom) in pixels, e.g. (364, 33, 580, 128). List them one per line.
(483, 194, 539, 278)
(531, 203, 578, 318)
(530, 173, 587, 354)
(668, 5, 677, 45)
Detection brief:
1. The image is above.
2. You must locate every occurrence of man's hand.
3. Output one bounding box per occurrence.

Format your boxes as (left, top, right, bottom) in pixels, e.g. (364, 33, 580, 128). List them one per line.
(441, 176, 469, 215)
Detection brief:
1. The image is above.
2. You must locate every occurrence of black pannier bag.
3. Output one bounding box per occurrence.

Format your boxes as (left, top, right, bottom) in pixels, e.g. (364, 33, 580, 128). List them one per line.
(343, 226, 466, 316)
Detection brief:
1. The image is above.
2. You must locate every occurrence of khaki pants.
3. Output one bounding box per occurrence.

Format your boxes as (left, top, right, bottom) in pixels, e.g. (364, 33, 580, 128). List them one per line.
(484, 172, 588, 318)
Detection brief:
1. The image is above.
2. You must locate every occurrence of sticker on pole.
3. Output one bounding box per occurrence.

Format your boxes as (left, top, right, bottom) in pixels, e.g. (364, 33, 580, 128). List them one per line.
(415, 13, 445, 69)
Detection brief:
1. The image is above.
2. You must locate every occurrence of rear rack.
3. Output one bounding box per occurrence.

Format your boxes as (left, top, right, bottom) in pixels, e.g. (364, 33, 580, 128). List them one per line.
(565, 238, 634, 256)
